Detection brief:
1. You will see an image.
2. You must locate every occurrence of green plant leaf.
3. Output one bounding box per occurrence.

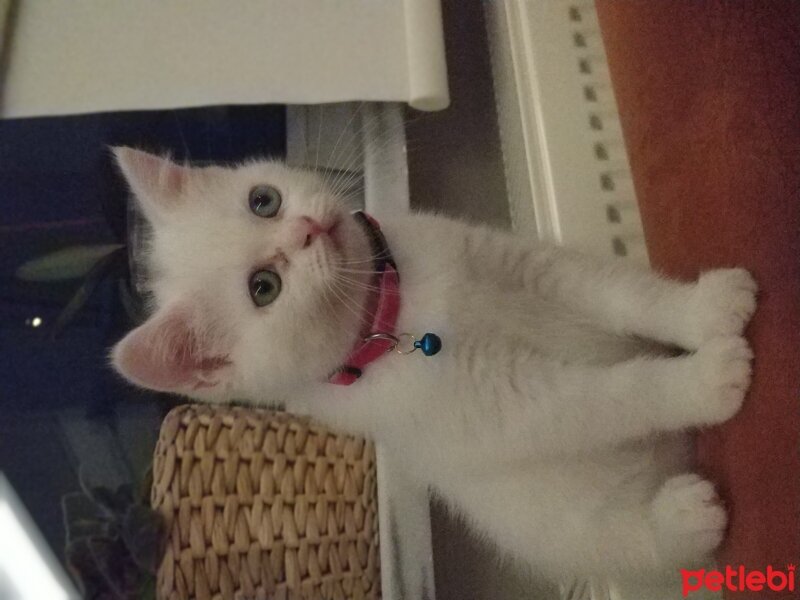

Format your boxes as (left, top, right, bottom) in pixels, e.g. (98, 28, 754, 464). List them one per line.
(65, 538, 107, 599)
(78, 472, 135, 518)
(88, 536, 141, 598)
(138, 576, 157, 600)
(49, 246, 126, 339)
(62, 492, 112, 543)
(15, 244, 124, 281)
(117, 277, 146, 324)
(122, 505, 165, 574)
(64, 471, 161, 600)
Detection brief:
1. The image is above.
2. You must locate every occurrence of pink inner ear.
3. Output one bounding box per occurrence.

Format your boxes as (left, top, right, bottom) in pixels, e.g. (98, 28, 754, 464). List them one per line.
(163, 162, 186, 196)
(113, 147, 189, 201)
(113, 309, 229, 392)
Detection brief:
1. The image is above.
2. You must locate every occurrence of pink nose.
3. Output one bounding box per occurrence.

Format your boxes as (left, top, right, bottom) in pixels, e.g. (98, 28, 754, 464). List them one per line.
(301, 216, 332, 248)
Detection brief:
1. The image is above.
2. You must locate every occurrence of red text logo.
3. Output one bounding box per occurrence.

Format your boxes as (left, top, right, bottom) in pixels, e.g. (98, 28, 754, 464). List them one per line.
(681, 565, 796, 596)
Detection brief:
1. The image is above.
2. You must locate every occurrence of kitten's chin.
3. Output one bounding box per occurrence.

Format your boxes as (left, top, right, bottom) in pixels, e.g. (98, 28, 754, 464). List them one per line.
(326, 213, 377, 339)
(337, 210, 372, 259)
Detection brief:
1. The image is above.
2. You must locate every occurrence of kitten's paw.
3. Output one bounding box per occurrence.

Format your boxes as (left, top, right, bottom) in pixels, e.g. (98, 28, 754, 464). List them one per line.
(691, 336, 753, 425)
(651, 474, 727, 566)
(690, 269, 757, 348)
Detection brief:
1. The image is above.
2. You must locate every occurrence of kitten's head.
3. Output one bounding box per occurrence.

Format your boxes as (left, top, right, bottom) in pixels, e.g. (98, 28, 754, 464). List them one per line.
(110, 148, 373, 404)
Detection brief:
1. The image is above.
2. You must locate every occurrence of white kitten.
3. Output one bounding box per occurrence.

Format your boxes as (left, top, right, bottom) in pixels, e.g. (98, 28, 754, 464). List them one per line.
(111, 148, 756, 582)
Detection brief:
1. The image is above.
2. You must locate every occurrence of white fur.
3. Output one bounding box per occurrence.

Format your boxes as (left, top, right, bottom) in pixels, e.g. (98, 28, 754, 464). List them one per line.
(111, 150, 757, 583)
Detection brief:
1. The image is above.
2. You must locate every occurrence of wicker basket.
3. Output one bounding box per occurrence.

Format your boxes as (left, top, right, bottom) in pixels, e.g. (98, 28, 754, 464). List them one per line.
(151, 404, 381, 600)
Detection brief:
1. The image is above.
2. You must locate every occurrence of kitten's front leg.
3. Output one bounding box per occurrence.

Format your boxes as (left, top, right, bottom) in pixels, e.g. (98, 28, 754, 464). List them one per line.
(517, 244, 756, 351)
(447, 465, 726, 579)
(456, 335, 752, 456)
(689, 268, 759, 345)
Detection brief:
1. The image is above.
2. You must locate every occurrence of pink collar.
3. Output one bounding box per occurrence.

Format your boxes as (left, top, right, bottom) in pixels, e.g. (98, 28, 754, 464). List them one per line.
(329, 212, 400, 385)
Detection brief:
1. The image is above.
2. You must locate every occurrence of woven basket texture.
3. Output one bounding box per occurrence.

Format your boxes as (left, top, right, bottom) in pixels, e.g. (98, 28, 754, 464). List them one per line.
(151, 404, 381, 600)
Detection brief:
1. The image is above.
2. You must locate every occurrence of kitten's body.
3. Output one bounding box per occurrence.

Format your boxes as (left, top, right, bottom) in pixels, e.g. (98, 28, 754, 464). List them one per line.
(111, 150, 756, 583)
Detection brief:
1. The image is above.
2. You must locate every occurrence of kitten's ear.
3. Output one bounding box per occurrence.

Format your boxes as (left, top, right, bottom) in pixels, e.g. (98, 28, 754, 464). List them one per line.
(111, 306, 230, 393)
(112, 147, 190, 208)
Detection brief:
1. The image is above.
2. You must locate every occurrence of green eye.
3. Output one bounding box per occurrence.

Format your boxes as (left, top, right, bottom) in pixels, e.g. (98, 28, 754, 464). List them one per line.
(249, 185, 282, 218)
(249, 270, 282, 307)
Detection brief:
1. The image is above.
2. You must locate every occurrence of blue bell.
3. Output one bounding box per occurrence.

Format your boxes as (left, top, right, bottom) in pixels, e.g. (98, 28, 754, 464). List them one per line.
(414, 333, 442, 356)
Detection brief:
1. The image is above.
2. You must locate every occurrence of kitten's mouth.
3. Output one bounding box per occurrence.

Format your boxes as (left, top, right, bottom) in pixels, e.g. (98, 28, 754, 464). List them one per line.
(347, 211, 392, 338)
(303, 216, 342, 253)
(327, 219, 341, 249)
